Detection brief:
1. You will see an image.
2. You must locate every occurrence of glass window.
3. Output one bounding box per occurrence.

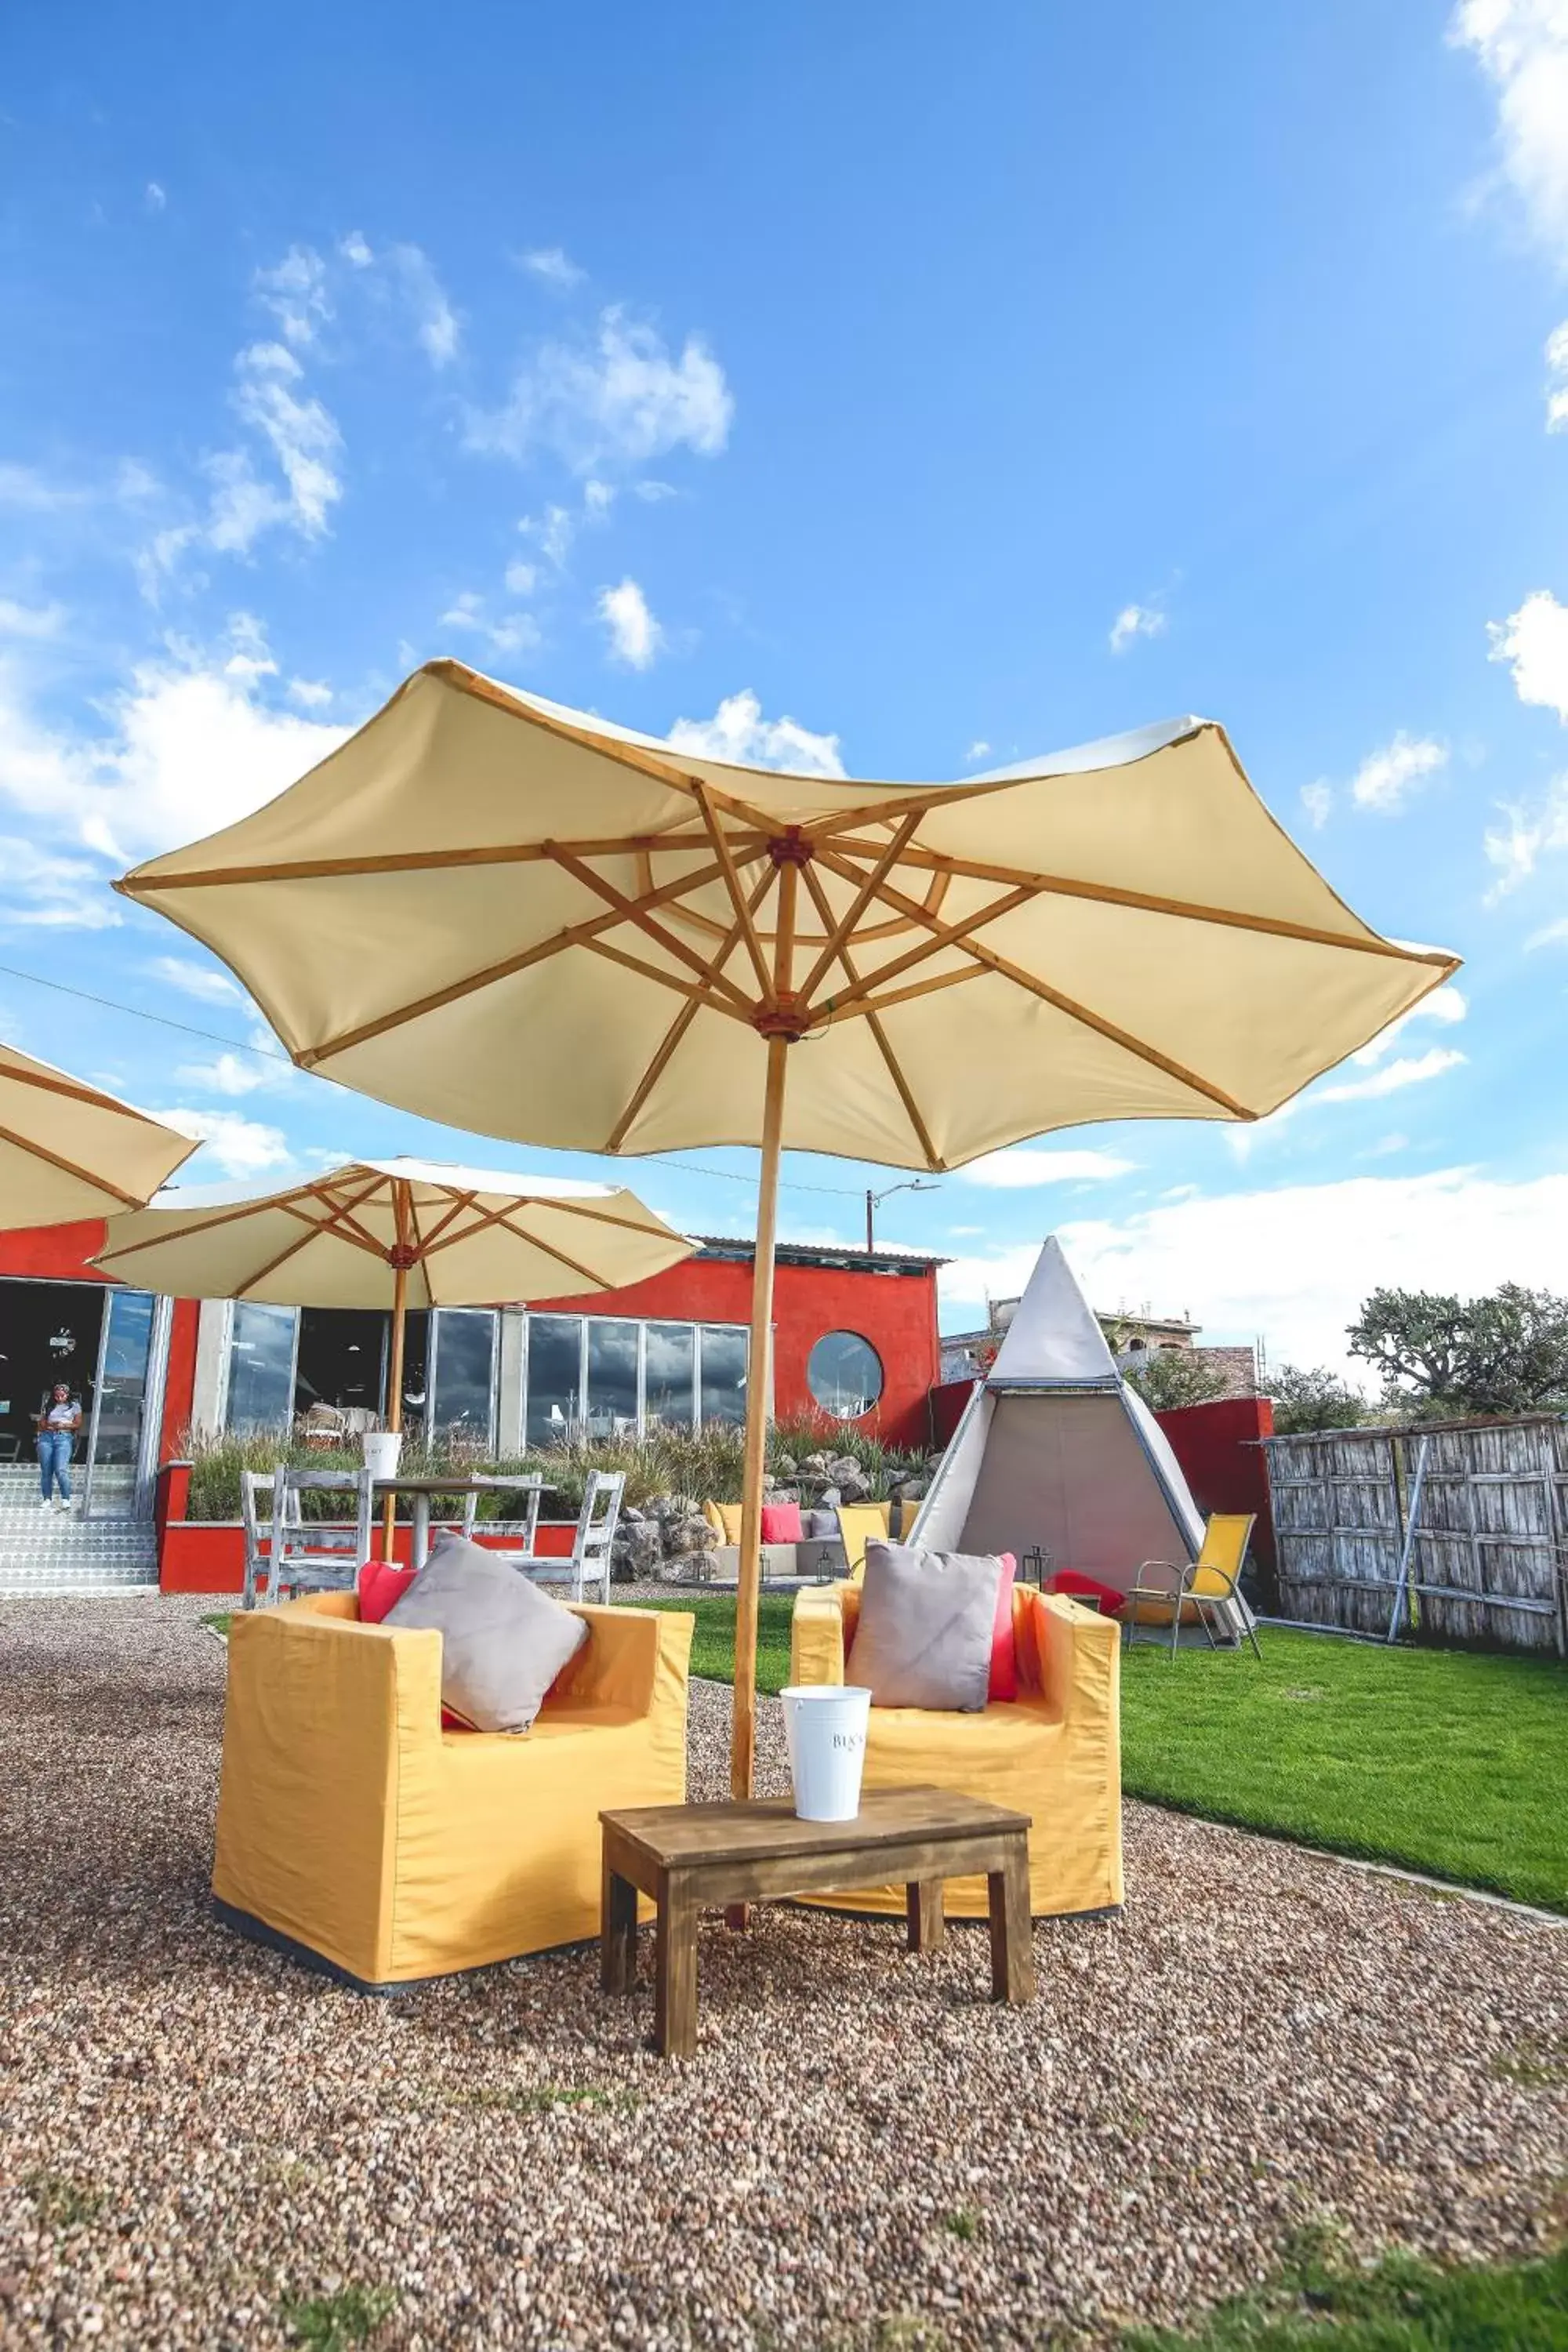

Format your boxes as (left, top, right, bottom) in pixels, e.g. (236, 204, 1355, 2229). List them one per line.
(525, 1314, 583, 1446)
(92, 1290, 156, 1467)
(586, 1319, 639, 1438)
(225, 1303, 298, 1434)
(644, 1323, 695, 1432)
(699, 1326, 749, 1426)
(430, 1309, 496, 1446)
(807, 1330, 884, 1421)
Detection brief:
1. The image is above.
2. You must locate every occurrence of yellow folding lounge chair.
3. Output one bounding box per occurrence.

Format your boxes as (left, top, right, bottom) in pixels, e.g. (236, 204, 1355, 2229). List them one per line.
(1126, 1512, 1260, 1660)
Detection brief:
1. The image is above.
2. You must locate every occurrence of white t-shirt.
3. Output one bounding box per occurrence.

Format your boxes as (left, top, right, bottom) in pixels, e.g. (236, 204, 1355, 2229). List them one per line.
(45, 1402, 76, 1429)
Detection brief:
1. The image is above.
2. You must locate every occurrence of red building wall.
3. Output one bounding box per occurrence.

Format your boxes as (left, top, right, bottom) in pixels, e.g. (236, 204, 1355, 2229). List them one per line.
(0, 1218, 109, 1279)
(534, 1250, 940, 1449)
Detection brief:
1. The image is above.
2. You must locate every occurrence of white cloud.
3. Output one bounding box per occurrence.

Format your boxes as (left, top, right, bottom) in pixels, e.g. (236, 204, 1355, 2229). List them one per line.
(0, 639, 348, 861)
(466, 306, 733, 475)
(0, 463, 93, 512)
(254, 244, 332, 347)
(597, 576, 663, 670)
(389, 242, 459, 367)
(438, 590, 542, 659)
(583, 477, 615, 514)
(287, 677, 332, 710)
(964, 740, 992, 764)
(1547, 320, 1568, 430)
(1349, 984, 1467, 1063)
(1450, 0, 1568, 258)
(1488, 586, 1568, 720)
(941, 1163, 1568, 1376)
(0, 836, 122, 930)
(633, 478, 677, 502)
(1109, 604, 1165, 653)
(228, 343, 343, 537)
(1348, 731, 1448, 812)
(0, 598, 65, 639)
(1526, 913, 1568, 946)
(1483, 771, 1568, 895)
(667, 688, 844, 778)
(1318, 1046, 1468, 1102)
(160, 1107, 292, 1179)
(503, 559, 539, 597)
(175, 1026, 292, 1095)
(521, 246, 585, 288)
(960, 1146, 1138, 1189)
(1300, 780, 1334, 829)
(1364, 1133, 1408, 1157)
(339, 230, 373, 269)
(144, 181, 167, 214)
(147, 954, 243, 1004)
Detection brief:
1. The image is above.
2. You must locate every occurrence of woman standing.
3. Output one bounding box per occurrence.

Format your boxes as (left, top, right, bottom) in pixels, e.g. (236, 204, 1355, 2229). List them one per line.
(35, 1381, 82, 1513)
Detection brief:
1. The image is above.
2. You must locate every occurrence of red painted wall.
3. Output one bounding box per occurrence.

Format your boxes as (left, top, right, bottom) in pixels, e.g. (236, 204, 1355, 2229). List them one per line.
(1155, 1394, 1276, 1575)
(159, 1301, 200, 1463)
(535, 1254, 940, 1448)
(0, 1218, 110, 1279)
(159, 1511, 579, 1594)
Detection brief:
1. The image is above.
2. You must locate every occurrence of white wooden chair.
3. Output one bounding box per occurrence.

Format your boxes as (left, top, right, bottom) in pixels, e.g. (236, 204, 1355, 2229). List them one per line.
(240, 1465, 376, 1610)
(456, 1470, 623, 1603)
(459, 1472, 545, 1559)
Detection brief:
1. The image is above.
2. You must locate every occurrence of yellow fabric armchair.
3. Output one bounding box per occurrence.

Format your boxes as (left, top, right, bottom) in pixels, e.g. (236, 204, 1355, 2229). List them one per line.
(789, 1581, 1122, 1919)
(213, 1593, 694, 1988)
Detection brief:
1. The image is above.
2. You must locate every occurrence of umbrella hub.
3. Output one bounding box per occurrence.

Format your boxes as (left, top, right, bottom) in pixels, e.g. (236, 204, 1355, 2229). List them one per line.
(766, 827, 814, 869)
(386, 1243, 421, 1271)
(753, 994, 809, 1040)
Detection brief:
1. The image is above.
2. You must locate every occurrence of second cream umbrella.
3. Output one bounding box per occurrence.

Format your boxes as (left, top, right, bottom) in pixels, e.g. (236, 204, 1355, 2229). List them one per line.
(116, 661, 1461, 1788)
(0, 1040, 197, 1226)
(94, 1153, 695, 1555)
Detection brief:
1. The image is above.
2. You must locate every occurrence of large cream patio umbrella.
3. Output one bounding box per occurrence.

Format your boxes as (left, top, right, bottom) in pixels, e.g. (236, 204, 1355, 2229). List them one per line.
(115, 659, 1461, 1790)
(93, 1154, 695, 1555)
(0, 1040, 198, 1225)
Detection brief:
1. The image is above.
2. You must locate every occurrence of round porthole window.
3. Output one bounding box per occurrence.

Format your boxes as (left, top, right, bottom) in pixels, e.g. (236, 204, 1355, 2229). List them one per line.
(806, 1330, 884, 1421)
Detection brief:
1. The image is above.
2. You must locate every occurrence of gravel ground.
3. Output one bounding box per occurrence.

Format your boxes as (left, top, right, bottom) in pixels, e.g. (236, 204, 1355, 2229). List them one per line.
(1, 1593, 1565, 2352)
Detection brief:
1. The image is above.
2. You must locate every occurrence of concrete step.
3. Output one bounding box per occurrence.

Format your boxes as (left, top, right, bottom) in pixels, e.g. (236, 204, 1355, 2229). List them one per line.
(0, 1466, 157, 1593)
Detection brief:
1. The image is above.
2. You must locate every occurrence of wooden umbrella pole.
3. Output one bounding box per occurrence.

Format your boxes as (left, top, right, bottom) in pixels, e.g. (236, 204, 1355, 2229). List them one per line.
(381, 1178, 412, 1562)
(731, 1030, 789, 1802)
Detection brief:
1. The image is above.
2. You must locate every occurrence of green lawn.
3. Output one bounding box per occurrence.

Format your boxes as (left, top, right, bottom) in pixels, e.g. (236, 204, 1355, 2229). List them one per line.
(626, 1598, 1568, 1914)
(1123, 2232, 1568, 2348)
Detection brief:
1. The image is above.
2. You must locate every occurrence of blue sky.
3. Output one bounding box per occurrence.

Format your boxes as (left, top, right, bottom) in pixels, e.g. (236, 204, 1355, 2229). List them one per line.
(3, 1, 1568, 1375)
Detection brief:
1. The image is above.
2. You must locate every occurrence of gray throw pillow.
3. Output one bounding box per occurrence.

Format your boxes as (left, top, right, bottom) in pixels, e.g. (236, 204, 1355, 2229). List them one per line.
(804, 1508, 839, 1541)
(850, 1539, 1002, 1712)
(383, 1534, 588, 1733)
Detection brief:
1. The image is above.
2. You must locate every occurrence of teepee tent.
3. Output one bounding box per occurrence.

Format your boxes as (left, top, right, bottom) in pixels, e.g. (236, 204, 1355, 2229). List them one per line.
(913, 1238, 1220, 1609)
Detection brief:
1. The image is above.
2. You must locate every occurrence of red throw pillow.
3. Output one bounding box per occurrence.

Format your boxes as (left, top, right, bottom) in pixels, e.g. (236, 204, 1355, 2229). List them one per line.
(1049, 1568, 1127, 1619)
(760, 1501, 804, 1544)
(357, 1558, 417, 1624)
(989, 1552, 1018, 1702)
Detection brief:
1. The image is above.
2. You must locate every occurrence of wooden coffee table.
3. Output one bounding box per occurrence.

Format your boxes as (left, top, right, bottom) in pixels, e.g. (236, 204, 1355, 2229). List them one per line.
(599, 1786, 1034, 2056)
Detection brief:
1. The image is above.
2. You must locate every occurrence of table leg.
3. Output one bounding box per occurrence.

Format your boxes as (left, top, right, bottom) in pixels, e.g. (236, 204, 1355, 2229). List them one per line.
(987, 1843, 1035, 2005)
(906, 1878, 946, 1953)
(601, 1860, 639, 1996)
(654, 1880, 699, 2058)
(413, 1494, 430, 1571)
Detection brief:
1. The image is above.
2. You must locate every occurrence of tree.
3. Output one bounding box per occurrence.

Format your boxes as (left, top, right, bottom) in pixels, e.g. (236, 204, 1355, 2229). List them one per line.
(1346, 1283, 1568, 1417)
(1267, 1363, 1367, 1434)
(1120, 1346, 1229, 1412)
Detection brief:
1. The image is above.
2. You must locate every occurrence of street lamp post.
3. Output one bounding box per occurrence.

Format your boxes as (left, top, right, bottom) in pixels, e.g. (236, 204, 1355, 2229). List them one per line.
(865, 1178, 941, 1252)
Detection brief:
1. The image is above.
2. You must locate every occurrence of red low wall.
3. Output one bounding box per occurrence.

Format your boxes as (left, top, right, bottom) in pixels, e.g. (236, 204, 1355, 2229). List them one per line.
(158, 1491, 579, 1595)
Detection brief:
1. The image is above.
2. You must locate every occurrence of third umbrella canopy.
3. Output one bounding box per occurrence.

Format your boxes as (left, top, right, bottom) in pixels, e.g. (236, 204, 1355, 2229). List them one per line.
(115, 660, 1461, 1788)
(0, 1040, 197, 1226)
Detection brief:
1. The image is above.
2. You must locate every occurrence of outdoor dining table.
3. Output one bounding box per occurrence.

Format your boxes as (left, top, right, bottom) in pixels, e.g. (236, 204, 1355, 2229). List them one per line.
(358, 1472, 560, 1571)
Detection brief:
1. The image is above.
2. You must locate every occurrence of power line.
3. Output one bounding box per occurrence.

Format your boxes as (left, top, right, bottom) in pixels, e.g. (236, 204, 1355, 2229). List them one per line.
(0, 957, 869, 1200)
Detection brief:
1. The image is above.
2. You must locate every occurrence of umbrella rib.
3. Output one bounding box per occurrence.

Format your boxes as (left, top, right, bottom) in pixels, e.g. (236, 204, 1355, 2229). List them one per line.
(295, 854, 737, 1068)
(116, 833, 736, 893)
(489, 1210, 615, 1292)
(96, 1177, 337, 1263)
(690, 782, 775, 1004)
(0, 1120, 146, 1210)
(813, 848, 1256, 1118)
(817, 964, 991, 1023)
(415, 1190, 480, 1252)
(886, 847, 1460, 966)
(799, 860, 942, 1168)
(808, 884, 1039, 1018)
(796, 811, 927, 1004)
(548, 849, 757, 1011)
(603, 862, 777, 1151)
(578, 935, 757, 1021)
(234, 1220, 333, 1300)
(2, 1062, 172, 1120)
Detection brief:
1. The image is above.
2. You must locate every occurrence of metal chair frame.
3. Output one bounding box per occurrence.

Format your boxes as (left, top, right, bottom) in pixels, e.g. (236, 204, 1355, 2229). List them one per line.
(1124, 1515, 1261, 1661)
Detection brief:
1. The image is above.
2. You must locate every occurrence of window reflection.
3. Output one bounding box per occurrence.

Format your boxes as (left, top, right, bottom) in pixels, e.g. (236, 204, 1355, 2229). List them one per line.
(644, 1323, 695, 1432)
(430, 1309, 495, 1446)
(586, 1320, 639, 1437)
(93, 1290, 156, 1467)
(526, 1315, 582, 1446)
(225, 1303, 298, 1433)
(699, 1326, 748, 1426)
(807, 1330, 884, 1420)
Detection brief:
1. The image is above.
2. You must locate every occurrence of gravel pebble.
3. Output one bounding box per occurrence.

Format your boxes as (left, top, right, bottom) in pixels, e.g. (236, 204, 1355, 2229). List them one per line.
(1, 1592, 1564, 2350)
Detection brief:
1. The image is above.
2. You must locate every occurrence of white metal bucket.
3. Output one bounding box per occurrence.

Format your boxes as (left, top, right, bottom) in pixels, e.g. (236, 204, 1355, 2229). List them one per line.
(779, 1684, 871, 1821)
(361, 1430, 403, 1481)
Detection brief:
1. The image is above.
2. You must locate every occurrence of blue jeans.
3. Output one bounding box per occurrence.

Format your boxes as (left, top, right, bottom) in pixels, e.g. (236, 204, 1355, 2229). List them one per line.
(37, 1432, 73, 1502)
